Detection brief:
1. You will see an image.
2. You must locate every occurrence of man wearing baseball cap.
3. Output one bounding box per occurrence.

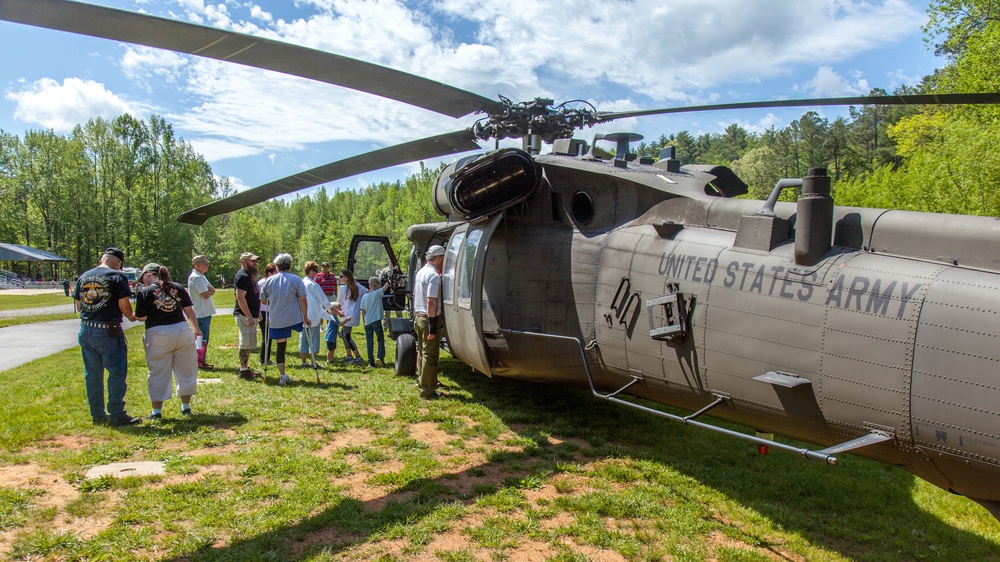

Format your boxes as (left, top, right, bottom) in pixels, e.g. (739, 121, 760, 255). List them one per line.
(73, 246, 141, 425)
(188, 255, 216, 369)
(233, 252, 262, 379)
(413, 244, 446, 398)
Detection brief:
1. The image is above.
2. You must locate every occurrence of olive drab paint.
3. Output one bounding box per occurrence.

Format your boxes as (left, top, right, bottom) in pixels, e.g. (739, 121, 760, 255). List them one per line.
(421, 150, 1000, 520)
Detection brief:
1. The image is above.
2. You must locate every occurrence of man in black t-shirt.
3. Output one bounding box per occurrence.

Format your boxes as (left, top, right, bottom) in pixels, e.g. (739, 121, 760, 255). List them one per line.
(73, 247, 140, 425)
(233, 252, 262, 379)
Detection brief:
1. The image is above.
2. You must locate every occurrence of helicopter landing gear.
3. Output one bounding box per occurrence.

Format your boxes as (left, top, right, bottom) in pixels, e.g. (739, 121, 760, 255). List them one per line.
(395, 333, 416, 378)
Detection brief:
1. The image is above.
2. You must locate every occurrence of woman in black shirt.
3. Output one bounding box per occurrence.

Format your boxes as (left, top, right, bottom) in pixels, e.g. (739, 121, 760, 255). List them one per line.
(135, 263, 201, 419)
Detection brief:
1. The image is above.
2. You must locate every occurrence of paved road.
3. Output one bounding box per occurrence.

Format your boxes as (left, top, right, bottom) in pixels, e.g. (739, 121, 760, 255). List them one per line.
(0, 318, 142, 373)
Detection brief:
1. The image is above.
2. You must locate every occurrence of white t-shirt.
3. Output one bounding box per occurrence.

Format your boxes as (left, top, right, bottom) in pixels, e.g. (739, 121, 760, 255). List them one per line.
(337, 282, 368, 327)
(413, 262, 441, 316)
(187, 269, 216, 318)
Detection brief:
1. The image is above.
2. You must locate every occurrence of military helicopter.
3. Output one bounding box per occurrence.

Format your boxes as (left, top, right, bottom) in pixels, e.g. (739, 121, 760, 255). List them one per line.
(4, 0, 1000, 522)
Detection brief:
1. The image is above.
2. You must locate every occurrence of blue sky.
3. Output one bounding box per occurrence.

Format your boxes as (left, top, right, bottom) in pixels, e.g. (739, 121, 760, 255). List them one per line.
(0, 0, 943, 199)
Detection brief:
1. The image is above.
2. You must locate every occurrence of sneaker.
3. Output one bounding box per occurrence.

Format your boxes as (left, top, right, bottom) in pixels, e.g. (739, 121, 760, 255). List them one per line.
(351, 357, 367, 365)
(279, 374, 290, 386)
(374, 359, 385, 367)
(109, 413, 143, 426)
(338, 357, 353, 363)
(201, 363, 215, 370)
(298, 362, 311, 368)
(420, 391, 442, 400)
(311, 363, 321, 369)
(368, 362, 376, 367)
(181, 408, 192, 416)
(146, 412, 161, 420)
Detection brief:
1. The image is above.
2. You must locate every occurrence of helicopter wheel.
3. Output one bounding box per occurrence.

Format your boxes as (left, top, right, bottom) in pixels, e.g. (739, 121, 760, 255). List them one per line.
(395, 333, 417, 378)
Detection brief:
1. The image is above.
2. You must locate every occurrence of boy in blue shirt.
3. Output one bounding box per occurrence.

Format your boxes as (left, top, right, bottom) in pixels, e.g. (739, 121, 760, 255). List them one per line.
(358, 276, 390, 367)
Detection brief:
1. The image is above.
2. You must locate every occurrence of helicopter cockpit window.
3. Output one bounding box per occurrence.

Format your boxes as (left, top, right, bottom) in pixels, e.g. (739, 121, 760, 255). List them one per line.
(443, 232, 464, 305)
(458, 226, 484, 309)
(572, 191, 594, 224)
(353, 241, 391, 280)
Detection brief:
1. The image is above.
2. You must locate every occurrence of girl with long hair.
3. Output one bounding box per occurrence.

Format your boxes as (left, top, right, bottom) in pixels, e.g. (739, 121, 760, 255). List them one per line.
(336, 269, 368, 364)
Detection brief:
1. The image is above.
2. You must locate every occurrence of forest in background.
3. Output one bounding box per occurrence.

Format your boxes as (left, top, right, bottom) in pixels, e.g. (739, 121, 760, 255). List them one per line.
(1, 0, 997, 281)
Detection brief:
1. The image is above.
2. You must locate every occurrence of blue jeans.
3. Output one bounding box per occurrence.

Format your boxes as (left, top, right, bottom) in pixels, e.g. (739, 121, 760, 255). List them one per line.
(196, 316, 212, 344)
(364, 321, 385, 364)
(79, 325, 129, 422)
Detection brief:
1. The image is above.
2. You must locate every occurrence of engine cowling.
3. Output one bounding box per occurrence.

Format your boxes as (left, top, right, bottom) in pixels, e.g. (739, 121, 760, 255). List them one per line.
(434, 148, 543, 221)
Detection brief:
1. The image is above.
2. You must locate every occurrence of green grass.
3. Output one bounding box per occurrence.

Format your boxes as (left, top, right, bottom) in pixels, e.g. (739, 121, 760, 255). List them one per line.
(0, 313, 79, 329)
(0, 319, 998, 561)
(0, 292, 72, 311)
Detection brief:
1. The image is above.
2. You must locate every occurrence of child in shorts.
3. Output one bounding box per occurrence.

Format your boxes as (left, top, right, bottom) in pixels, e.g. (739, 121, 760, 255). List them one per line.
(324, 301, 345, 363)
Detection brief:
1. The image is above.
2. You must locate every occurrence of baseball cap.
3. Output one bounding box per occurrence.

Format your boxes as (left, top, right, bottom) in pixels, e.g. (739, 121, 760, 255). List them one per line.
(142, 262, 161, 274)
(103, 247, 124, 262)
(192, 255, 209, 265)
(239, 252, 259, 261)
(426, 245, 446, 258)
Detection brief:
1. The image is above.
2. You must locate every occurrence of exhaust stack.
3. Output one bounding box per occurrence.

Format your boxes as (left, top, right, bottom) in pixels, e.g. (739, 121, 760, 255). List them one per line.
(794, 168, 833, 266)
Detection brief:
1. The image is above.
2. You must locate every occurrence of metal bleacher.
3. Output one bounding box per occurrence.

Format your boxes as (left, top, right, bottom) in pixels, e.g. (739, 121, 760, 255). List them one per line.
(0, 268, 25, 289)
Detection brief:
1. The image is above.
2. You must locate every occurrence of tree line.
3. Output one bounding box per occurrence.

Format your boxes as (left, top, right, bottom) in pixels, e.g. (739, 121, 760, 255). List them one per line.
(1, 0, 996, 281)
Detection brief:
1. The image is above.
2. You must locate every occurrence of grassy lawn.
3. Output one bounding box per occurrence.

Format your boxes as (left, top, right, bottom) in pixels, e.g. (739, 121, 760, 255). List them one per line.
(0, 293, 73, 311)
(0, 313, 79, 329)
(0, 319, 998, 561)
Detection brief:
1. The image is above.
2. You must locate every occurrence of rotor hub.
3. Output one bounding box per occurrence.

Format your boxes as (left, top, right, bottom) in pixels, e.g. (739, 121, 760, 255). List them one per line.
(472, 97, 600, 143)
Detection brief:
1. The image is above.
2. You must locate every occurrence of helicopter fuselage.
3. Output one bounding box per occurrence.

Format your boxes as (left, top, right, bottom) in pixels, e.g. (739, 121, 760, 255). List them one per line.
(424, 148, 1000, 515)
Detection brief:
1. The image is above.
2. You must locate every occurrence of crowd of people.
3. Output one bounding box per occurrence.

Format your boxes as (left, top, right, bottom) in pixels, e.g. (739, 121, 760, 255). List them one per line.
(74, 245, 445, 425)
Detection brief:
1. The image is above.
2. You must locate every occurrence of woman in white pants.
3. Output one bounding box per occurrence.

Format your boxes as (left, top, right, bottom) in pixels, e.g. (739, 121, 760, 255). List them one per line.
(135, 263, 201, 419)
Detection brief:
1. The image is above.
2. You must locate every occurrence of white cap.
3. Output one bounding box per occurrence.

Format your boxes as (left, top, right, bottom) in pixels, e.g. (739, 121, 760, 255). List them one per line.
(426, 245, 446, 258)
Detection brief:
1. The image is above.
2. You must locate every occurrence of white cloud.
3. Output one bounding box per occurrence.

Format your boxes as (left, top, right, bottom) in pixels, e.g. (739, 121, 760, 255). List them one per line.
(5, 77, 145, 132)
(434, 0, 923, 102)
(121, 46, 188, 87)
(717, 113, 782, 135)
(801, 66, 870, 97)
(1, 0, 929, 191)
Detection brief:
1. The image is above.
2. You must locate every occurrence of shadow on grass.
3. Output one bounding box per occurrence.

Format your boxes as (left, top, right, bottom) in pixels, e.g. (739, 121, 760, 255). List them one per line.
(161, 356, 999, 561)
(112, 411, 250, 436)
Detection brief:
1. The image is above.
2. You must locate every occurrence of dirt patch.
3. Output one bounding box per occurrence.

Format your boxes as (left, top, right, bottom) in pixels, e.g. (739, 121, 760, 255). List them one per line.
(507, 539, 558, 560)
(20, 434, 99, 454)
(287, 524, 360, 557)
(313, 428, 377, 458)
(0, 461, 116, 554)
(706, 529, 804, 561)
(569, 542, 628, 561)
(421, 527, 477, 558)
(408, 422, 455, 452)
(0, 462, 78, 510)
(446, 464, 513, 497)
(541, 511, 576, 531)
(361, 404, 396, 418)
(158, 464, 233, 487)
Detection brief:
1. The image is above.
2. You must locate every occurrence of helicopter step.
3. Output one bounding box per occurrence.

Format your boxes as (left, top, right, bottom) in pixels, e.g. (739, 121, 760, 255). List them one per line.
(502, 328, 897, 465)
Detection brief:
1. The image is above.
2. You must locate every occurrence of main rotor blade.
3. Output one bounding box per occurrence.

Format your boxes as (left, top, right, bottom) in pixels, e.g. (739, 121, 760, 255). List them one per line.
(0, 0, 498, 118)
(597, 92, 1000, 122)
(177, 130, 481, 225)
